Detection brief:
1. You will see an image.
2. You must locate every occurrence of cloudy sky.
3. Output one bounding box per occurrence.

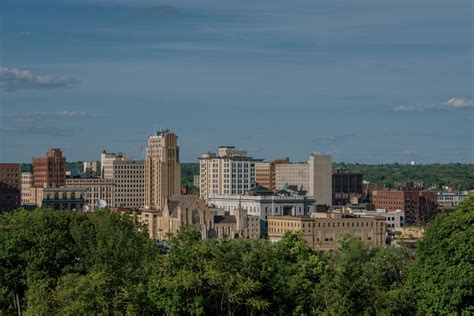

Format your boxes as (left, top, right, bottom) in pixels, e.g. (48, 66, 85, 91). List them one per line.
(0, 0, 472, 163)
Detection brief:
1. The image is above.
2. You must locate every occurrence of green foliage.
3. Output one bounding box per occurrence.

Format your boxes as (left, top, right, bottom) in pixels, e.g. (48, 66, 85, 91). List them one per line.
(408, 194, 474, 314)
(1, 203, 471, 315)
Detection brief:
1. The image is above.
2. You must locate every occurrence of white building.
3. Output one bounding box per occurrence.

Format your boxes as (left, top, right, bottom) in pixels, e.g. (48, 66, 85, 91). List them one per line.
(100, 151, 124, 179)
(437, 192, 468, 208)
(207, 185, 315, 232)
(21, 172, 33, 205)
(199, 146, 259, 201)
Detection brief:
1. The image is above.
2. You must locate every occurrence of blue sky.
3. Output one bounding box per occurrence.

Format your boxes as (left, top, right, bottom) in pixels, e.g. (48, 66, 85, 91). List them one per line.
(0, 0, 472, 163)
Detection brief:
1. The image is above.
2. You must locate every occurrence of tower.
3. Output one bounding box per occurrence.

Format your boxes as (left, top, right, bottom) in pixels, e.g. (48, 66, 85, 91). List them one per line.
(308, 153, 332, 206)
(144, 129, 181, 210)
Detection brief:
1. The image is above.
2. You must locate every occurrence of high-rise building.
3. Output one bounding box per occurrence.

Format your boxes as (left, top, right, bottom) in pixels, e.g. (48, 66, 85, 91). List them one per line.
(308, 154, 332, 206)
(255, 158, 290, 190)
(0, 163, 21, 211)
(32, 149, 66, 188)
(21, 172, 33, 205)
(113, 159, 144, 208)
(275, 163, 309, 192)
(332, 169, 363, 206)
(100, 151, 123, 179)
(199, 146, 259, 201)
(144, 129, 181, 210)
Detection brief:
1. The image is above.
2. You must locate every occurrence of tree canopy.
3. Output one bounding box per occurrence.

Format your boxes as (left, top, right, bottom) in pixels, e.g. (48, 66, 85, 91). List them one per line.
(1, 197, 472, 315)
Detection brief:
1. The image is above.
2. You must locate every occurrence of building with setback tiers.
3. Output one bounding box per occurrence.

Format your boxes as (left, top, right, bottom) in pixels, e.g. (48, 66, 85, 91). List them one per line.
(32, 149, 66, 188)
(144, 130, 181, 210)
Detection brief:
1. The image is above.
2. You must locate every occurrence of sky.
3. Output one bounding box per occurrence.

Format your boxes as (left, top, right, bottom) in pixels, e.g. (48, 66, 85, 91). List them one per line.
(0, 0, 473, 164)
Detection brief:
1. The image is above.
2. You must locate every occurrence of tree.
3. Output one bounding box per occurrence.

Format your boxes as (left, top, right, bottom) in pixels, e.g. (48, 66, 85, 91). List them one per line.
(408, 195, 474, 314)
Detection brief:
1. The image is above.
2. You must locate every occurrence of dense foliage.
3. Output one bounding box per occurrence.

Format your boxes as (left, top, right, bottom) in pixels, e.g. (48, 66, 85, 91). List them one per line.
(1, 197, 472, 315)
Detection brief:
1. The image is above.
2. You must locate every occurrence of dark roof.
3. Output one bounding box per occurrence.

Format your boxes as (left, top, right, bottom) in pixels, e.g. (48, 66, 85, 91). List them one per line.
(167, 195, 199, 216)
(214, 215, 237, 224)
(245, 184, 274, 196)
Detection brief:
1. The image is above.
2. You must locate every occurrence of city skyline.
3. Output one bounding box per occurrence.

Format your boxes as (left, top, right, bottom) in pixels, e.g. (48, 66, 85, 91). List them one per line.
(1, 0, 473, 164)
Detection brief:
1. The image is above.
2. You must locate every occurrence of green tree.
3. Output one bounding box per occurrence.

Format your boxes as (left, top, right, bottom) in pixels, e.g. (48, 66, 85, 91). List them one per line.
(408, 195, 474, 314)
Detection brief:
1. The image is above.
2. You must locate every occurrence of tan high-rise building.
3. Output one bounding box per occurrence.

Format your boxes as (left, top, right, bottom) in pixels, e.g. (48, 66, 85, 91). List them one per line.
(21, 172, 33, 205)
(308, 154, 333, 205)
(144, 129, 181, 210)
(113, 159, 144, 208)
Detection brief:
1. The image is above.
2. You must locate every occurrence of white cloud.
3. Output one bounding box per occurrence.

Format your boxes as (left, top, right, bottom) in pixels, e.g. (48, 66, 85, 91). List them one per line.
(392, 97, 474, 112)
(0, 67, 79, 91)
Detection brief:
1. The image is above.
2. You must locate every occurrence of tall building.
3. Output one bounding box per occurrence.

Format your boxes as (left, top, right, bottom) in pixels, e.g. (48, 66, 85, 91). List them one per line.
(21, 172, 33, 205)
(255, 158, 290, 190)
(32, 149, 66, 188)
(100, 151, 123, 179)
(308, 154, 332, 206)
(144, 129, 181, 210)
(0, 164, 21, 211)
(332, 169, 363, 206)
(113, 159, 144, 208)
(275, 163, 309, 192)
(199, 146, 259, 201)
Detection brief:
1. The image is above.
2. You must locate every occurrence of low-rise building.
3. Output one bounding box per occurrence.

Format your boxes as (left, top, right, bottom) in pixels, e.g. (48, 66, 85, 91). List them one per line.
(437, 192, 468, 208)
(208, 185, 315, 234)
(351, 209, 405, 229)
(268, 212, 386, 251)
(374, 189, 437, 226)
(42, 186, 86, 211)
(138, 195, 260, 240)
(66, 178, 115, 210)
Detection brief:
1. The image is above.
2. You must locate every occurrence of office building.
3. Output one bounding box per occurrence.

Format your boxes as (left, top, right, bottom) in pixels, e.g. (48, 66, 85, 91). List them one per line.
(66, 178, 115, 210)
(21, 172, 33, 205)
(199, 146, 259, 201)
(100, 151, 123, 179)
(374, 189, 437, 226)
(42, 186, 86, 211)
(112, 159, 144, 208)
(32, 148, 66, 188)
(332, 169, 363, 206)
(255, 158, 290, 190)
(275, 163, 309, 192)
(308, 154, 333, 206)
(0, 163, 21, 211)
(144, 129, 181, 210)
(268, 211, 386, 251)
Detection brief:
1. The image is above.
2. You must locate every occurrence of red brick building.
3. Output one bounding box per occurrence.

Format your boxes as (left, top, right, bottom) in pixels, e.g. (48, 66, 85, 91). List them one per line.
(32, 149, 67, 188)
(0, 163, 21, 211)
(374, 189, 437, 226)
